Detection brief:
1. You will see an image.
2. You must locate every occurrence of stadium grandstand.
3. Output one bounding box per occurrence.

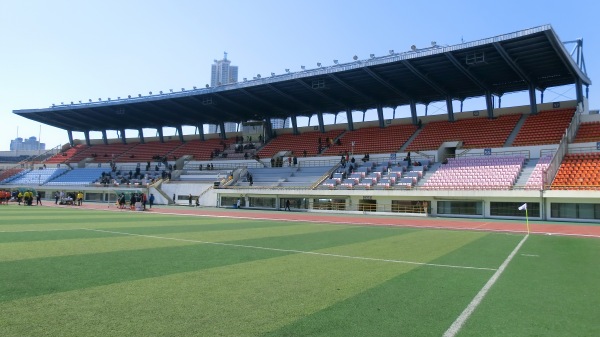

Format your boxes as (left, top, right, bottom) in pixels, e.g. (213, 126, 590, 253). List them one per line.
(4, 24, 600, 222)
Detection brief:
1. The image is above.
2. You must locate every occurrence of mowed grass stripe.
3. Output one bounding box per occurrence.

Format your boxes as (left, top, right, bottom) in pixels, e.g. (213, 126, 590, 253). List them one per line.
(0, 223, 416, 302)
(0, 223, 346, 262)
(263, 259, 494, 337)
(456, 235, 600, 337)
(263, 233, 519, 336)
(0, 233, 492, 337)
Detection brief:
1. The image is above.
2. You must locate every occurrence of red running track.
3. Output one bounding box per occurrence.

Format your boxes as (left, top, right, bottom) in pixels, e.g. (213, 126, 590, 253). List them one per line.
(46, 202, 600, 239)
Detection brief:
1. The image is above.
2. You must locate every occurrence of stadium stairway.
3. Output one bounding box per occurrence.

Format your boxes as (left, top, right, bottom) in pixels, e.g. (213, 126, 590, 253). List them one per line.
(400, 127, 424, 152)
(415, 162, 441, 187)
(504, 114, 528, 147)
(513, 158, 538, 187)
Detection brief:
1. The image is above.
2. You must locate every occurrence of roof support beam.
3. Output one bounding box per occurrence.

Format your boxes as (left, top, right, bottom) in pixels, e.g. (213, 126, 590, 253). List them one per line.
(444, 52, 492, 92)
(211, 93, 256, 117)
(576, 77, 584, 107)
(446, 97, 455, 122)
(346, 109, 354, 131)
(410, 101, 418, 125)
(485, 91, 494, 119)
(294, 79, 347, 110)
(119, 129, 127, 144)
(317, 112, 325, 133)
(402, 60, 448, 96)
(157, 127, 164, 143)
(142, 101, 198, 126)
(327, 74, 376, 104)
(376, 105, 385, 128)
(101, 130, 108, 145)
(543, 31, 591, 86)
(528, 83, 538, 115)
(291, 115, 298, 135)
(493, 42, 534, 85)
(218, 122, 226, 139)
(138, 128, 145, 144)
(67, 130, 74, 147)
(361, 67, 410, 100)
(238, 88, 285, 115)
(84, 131, 91, 146)
(197, 124, 205, 141)
(176, 125, 185, 142)
(265, 84, 313, 111)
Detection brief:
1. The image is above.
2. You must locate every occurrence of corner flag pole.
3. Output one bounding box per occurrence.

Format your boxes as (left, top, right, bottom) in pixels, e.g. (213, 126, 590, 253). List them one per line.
(525, 207, 530, 234)
(518, 203, 529, 234)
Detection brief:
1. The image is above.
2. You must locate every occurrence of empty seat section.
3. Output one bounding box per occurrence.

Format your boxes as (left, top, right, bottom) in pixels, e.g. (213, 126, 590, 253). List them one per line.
(406, 114, 521, 151)
(258, 130, 343, 158)
(118, 140, 183, 162)
(45, 144, 90, 164)
(324, 124, 417, 155)
(422, 156, 525, 190)
(551, 152, 600, 190)
(573, 121, 600, 143)
(169, 138, 235, 161)
(512, 108, 575, 146)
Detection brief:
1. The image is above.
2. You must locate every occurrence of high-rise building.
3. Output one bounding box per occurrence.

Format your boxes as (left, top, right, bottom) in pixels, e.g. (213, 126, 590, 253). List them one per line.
(10, 136, 45, 152)
(209, 52, 239, 133)
(210, 52, 238, 87)
(271, 118, 290, 129)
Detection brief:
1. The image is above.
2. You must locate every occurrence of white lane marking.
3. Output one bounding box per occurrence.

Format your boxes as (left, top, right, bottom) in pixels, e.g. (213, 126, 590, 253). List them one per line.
(442, 234, 529, 337)
(520, 254, 539, 257)
(82, 228, 497, 271)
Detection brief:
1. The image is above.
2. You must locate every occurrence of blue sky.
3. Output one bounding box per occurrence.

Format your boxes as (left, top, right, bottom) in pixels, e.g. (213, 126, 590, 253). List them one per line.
(0, 0, 597, 152)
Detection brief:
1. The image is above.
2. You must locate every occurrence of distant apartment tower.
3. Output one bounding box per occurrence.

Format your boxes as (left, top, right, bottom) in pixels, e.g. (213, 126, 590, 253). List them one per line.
(10, 136, 45, 152)
(271, 118, 290, 129)
(209, 52, 239, 133)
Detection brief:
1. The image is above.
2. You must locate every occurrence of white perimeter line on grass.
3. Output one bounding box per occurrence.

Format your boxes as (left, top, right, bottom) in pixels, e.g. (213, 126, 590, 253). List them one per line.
(442, 234, 529, 337)
(82, 228, 497, 272)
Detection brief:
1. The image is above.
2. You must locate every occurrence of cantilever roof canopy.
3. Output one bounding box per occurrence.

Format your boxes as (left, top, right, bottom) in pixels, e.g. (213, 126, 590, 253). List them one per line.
(14, 25, 591, 133)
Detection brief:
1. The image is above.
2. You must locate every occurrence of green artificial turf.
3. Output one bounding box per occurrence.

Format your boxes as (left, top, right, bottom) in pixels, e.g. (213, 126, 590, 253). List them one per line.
(0, 206, 599, 337)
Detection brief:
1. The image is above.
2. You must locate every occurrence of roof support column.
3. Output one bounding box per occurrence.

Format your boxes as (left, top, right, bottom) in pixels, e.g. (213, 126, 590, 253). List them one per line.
(410, 101, 418, 125)
(346, 109, 354, 131)
(67, 130, 74, 147)
(540, 90, 545, 104)
(528, 84, 538, 115)
(576, 77, 584, 108)
(377, 105, 385, 128)
(446, 97, 455, 122)
(138, 128, 145, 144)
(157, 127, 164, 143)
(176, 125, 185, 142)
(101, 130, 108, 145)
(317, 112, 325, 133)
(197, 124, 205, 141)
(291, 115, 298, 135)
(119, 129, 127, 144)
(84, 131, 91, 146)
(264, 118, 273, 139)
(485, 91, 494, 119)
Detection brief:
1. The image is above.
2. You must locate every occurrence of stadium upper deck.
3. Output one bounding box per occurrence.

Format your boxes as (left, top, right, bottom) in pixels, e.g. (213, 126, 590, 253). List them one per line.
(13, 25, 590, 147)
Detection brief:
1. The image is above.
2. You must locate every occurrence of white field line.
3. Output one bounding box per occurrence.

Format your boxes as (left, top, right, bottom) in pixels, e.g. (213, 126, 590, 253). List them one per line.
(88, 206, 533, 237)
(0, 228, 83, 233)
(82, 228, 497, 272)
(442, 234, 529, 337)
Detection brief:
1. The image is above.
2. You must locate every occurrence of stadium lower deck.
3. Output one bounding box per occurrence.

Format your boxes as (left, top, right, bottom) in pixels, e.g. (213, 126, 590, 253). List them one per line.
(2, 101, 600, 223)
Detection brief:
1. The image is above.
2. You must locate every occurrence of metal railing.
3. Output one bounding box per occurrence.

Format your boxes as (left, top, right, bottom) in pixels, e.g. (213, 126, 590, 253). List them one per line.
(543, 110, 581, 186)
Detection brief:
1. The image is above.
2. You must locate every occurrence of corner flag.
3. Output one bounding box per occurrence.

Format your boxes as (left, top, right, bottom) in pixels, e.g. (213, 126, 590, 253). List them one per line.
(518, 203, 529, 233)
